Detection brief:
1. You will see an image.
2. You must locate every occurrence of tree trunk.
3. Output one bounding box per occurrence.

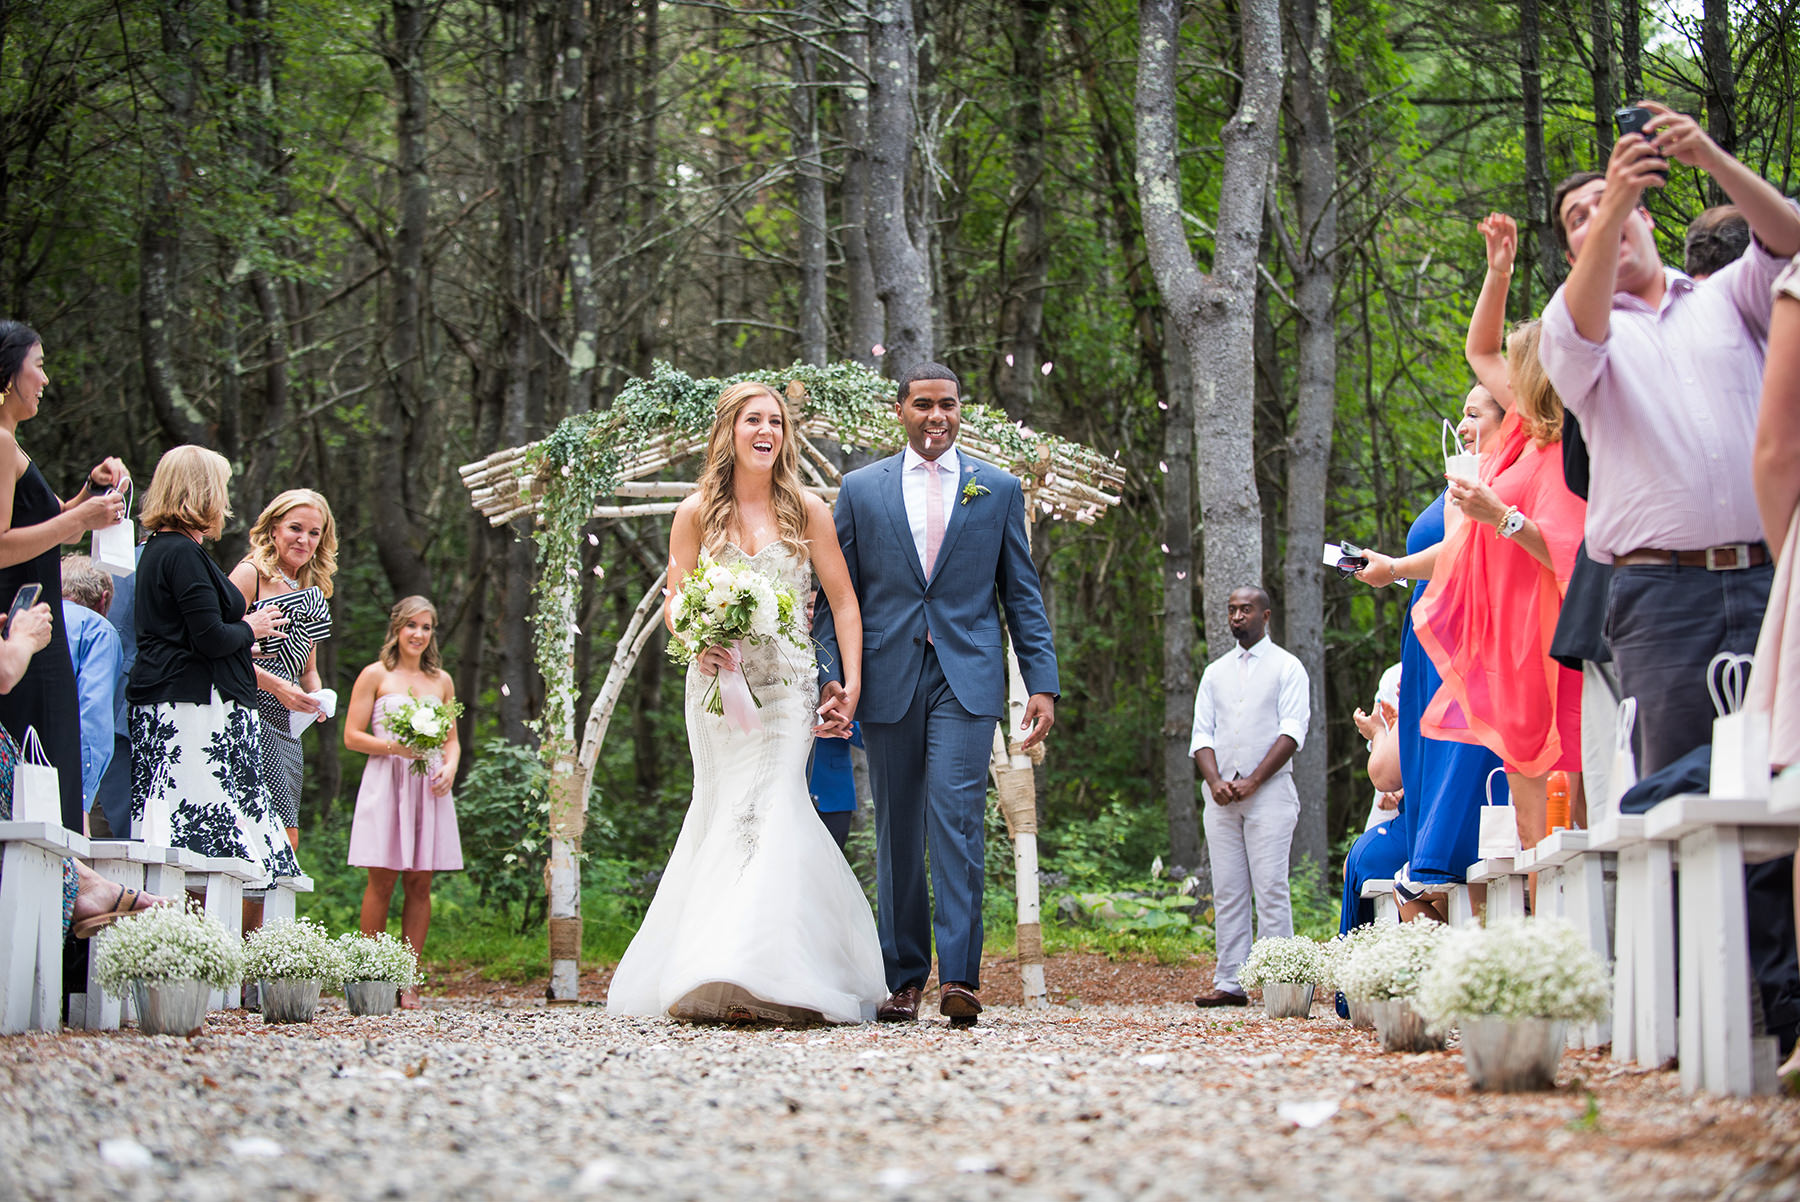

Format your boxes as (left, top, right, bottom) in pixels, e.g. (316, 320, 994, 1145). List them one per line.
(994, 0, 1049, 419)
(1620, 0, 1642, 100)
(865, 0, 933, 374)
(792, 0, 830, 366)
(1136, 0, 1281, 649)
(1161, 326, 1200, 876)
(839, 13, 883, 369)
(1587, 0, 1617, 163)
(1699, 0, 1735, 204)
(1519, 0, 1556, 307)
(559, 0, 599, 411)
(1281, 0, 1337, 876)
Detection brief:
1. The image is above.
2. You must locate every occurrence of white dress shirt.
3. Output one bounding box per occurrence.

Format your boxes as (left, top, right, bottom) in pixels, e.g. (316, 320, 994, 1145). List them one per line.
(1188, 635, 1310, 779)
(900, 444, 962, 573)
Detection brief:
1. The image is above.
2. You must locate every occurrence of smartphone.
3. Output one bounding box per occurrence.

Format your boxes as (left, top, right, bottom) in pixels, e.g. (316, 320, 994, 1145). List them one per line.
(6, 582, 42, 631)
(1614, 106, 1668, 181)
(1333, 541, 1370, 577)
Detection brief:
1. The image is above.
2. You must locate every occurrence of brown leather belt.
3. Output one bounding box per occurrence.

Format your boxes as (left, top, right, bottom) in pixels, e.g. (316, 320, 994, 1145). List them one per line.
(1613, 542, 1770, 570)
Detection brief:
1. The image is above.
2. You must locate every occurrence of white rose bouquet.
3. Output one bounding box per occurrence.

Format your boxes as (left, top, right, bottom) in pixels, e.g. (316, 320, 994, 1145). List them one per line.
(386, 693, 464, 776)
(666, 552, 802, 729)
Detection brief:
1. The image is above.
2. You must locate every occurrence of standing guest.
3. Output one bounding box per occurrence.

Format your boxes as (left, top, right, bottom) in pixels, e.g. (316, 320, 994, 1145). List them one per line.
(90, 544, 137, 840)
(345, 596, 462, 1008)
(1542, 103, 1800, 1049)
(1190, 586, 1310, 1007)
(60, 555, 121, 831)
(0, 320, 130, 833)
(229, 490, 336, 852)
(128, 446, 297, 883)
(1353, 386, 1509, 920)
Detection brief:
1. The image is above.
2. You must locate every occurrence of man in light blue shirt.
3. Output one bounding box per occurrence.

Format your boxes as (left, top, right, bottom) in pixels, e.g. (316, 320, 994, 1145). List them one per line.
(61, 555, 122, 830)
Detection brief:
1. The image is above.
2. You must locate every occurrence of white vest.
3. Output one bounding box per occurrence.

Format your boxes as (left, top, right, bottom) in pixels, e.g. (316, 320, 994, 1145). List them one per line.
(1204, 645, 1301, 780)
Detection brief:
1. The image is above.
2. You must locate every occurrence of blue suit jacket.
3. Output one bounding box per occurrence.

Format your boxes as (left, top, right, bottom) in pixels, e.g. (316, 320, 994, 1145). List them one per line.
(815, 450, 1058, 724)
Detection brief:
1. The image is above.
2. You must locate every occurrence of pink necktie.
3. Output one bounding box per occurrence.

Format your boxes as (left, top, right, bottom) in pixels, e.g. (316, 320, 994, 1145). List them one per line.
(922, 459, 944, 577)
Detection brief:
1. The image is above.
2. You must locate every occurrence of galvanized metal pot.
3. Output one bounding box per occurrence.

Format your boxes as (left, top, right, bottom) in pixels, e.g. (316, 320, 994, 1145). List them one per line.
(1261, 982, 1315, 1019)
(1372, 998, 1446, 1052)
(259, 978, 322, 1023)
(130, 979, 210, 1036)
(1346, 993, 1376, 1030)
(344, 980, 398, 1017)
(1459, 1016, 1567, 1091)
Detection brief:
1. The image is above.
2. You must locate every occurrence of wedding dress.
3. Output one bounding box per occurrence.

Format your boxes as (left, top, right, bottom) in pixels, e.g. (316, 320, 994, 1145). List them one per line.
(605, 541, 887, 1024)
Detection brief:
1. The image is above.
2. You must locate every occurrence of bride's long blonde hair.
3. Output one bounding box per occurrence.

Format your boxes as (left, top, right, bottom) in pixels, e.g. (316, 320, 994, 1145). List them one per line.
(694, 382, 810, 558)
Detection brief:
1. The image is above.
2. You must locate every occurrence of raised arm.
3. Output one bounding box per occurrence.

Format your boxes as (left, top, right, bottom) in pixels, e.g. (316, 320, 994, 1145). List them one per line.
(1466, 213, 1518, 409)
(1755, 286, 1800, 549)
(0, 433, 124, 569)
(1561, 135, 1668, 344)
(1644, 102, 1800, 259)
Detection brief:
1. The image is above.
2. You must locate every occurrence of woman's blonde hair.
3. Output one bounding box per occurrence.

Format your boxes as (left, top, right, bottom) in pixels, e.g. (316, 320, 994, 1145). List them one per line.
(379, 595, 443, 675)
(694, 382, 810, 558)
(139, 445, 232, 537)
(1506, 320, 1565, 449)
(246, 489, 339, 598)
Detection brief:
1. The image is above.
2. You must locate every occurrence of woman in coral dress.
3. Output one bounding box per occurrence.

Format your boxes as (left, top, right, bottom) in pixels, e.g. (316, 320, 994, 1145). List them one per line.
(346, 595, 462, 1007)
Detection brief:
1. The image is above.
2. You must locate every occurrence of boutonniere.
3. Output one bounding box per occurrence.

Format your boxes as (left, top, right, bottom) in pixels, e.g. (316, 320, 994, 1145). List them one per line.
(960, 479, 991, 506)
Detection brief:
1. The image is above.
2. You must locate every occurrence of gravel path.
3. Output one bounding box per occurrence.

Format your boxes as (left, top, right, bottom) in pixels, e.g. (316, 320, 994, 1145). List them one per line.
(3, 997, 1796, 1201)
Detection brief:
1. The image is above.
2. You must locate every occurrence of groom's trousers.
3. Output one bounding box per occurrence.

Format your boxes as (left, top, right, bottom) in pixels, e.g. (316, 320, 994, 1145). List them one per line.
(862, 644, 996, 992)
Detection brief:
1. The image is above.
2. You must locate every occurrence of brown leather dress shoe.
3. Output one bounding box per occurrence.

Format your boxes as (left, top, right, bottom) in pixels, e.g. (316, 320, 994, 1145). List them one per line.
(878, 985, 923, 1023)
(939, 981, 982, 1029)
(1193, 988, 1248, 1008)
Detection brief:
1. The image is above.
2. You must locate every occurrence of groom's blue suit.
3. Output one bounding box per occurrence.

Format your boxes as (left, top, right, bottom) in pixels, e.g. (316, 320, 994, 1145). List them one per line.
(815, 449, 1058, 992)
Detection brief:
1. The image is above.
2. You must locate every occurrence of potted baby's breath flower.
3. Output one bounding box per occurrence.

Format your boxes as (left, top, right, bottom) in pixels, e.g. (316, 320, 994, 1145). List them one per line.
(336, 932, 420, 1016)
(1240, 936, 1328, 1018)
(1325, 924, 1388, 1029)
(244, 918, 346, 1023)
(1414, 920, 1609, 1091)
(92, 902, 243, 1037)
(1337, 920, 1450, 1052)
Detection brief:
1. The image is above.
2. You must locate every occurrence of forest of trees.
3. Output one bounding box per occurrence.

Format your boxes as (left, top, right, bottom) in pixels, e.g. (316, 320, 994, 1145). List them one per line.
(2, 0, 1796, 884)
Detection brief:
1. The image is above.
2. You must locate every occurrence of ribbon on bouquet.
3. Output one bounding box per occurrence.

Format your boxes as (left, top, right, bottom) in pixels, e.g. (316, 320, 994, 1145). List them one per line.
(717, 640, 763, 733)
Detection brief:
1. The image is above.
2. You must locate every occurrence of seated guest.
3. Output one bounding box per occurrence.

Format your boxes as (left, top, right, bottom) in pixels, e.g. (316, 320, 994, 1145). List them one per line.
(1339, 666, 1407, 936)
(60, 555, 121, 834)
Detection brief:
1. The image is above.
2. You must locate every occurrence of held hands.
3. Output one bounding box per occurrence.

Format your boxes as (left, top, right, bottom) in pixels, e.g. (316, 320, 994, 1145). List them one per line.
(3, 602, 53, 654)
(1210, 776, 1254, 805)
(1478, 212, 1517, 275)
(813, 680, 858, 738)
(1444, 474, 1506, 526)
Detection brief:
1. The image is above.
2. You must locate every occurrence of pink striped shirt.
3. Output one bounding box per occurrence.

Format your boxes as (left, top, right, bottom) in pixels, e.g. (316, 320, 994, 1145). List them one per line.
(1539, 232, 1793, 561)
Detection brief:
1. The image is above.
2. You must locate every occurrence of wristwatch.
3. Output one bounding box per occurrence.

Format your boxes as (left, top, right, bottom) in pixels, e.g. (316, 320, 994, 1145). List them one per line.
(1496, 506, 1526, 539)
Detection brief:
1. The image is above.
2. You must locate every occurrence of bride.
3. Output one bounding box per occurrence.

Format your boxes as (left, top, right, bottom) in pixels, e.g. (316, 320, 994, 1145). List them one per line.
(605, 381, 887, 1024)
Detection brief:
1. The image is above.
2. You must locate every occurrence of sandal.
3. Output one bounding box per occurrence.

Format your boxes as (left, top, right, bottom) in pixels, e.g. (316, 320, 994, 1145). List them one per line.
(72, 885, 148, 939)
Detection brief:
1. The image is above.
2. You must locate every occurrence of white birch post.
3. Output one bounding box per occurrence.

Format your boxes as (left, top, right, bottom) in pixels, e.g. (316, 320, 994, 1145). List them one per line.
(543, 571, 584, 1002)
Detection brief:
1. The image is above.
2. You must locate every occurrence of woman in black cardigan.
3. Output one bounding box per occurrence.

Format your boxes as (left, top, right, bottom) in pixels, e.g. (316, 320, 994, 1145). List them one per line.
(128, 446, 298, 883)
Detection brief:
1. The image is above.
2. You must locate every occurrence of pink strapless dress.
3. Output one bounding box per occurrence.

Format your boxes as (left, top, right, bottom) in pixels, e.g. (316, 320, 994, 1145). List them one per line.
(347, 694, 464, 871)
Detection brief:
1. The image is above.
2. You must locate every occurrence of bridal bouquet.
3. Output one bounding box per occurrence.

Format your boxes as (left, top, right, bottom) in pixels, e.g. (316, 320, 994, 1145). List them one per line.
(386, 694, 464, 775)
(667, 553, 802, 730)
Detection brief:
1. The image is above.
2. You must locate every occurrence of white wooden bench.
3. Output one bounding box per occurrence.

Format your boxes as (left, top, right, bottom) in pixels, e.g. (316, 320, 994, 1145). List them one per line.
(0, 821, 88, 1034)
(1529, 827, 1612, 1048)
(1466, 856, 1528, 923)
(1643, 793, 1800, 1095)
(1359, 876, 1397, 925)
(77, 840, 178, 1030)
(248, 874, 315, 926)
(1587, 811, 1673, 1069)
(182, 853, 260, 1010)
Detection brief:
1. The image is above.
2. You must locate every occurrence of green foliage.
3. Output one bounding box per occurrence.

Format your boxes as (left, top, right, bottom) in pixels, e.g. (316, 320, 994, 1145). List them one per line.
(453, 738, 554, 932)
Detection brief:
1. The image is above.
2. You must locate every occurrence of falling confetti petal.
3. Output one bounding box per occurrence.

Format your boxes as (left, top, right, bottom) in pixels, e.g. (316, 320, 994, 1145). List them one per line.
(500, 684, 511, 697)
(1159, 461, 1169, 473)
(566, 567, 578, 579)
(1160, 543, 1170, 554)
(1005, 354, 1015, 367)
(1277, 1100, 1340, 1128)
(1040, 361, 1053, 376)
(871, 343, 886, 357)
(569, 623, 581, 636)
(1158, 400, 1169, 410)
(561, 465, 572, 477)
(587, 533, 599, 546)
(1177, 571, 1187, 580)
(592, 565, 604, 576)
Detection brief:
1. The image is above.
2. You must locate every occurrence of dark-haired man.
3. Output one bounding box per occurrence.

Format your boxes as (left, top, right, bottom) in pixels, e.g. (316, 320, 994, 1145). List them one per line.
(814, 361, 1059, 1028)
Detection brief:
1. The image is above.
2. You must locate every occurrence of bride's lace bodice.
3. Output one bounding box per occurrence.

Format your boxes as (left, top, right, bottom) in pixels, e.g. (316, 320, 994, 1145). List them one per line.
(700, 541, 816, 699)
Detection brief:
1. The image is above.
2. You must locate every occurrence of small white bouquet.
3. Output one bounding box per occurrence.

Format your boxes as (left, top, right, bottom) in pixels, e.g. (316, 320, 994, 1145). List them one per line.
(1240, 935, 1330, 988)
(1322, 922, 1388, 992)
(1336, 919, 1448, 1002)
(336, 931, 419, 989)
(1413, 919, 1609, 1030)
(666, 552, 802, 730)
(93, 901, 244, 997)
(244, 917, 348, 987)
(386, 694, 463, 776)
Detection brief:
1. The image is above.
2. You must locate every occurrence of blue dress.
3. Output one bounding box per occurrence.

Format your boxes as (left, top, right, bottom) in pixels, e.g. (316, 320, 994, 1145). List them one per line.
(1339, 816, 1407, 933)
(1398, 492, 1506, 884)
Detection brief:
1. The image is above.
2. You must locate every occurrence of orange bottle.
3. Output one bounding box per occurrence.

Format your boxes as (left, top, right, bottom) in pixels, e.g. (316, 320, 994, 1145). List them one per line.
(1545, 771, 1570, 832)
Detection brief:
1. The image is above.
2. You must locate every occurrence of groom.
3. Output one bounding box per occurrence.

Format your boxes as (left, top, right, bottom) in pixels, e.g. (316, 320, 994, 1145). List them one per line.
(815, 362, 1059, 1029)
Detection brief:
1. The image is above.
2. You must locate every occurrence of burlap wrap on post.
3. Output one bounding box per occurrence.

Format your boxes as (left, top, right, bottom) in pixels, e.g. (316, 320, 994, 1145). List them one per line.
(995, 768, 1037, 836)
(548, 916, 583, 960)
(1015, 922, 1044, 963)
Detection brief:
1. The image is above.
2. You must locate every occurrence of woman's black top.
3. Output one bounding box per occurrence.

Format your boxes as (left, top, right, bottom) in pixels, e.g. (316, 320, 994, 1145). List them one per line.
(128, 530, 256, 707)
(0, 460, 83, 830)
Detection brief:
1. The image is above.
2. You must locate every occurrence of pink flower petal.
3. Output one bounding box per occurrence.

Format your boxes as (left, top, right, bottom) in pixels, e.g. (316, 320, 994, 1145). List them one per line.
(500, 684, 512, 697)
(1177, 571, 1187, 580)
(1159, 461, 1168, 473)
(1005, 354, 1015, 367)
(1040, 361, 1053, 376)
(871, 343, 886, 357)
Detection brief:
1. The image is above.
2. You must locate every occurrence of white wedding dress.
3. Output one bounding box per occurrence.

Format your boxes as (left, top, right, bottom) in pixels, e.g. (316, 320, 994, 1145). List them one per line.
(605, 542, 887, 1024)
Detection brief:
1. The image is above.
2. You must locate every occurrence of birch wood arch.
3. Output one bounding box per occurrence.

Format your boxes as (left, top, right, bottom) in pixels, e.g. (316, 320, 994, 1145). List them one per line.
(458, 361, 1123, 1004)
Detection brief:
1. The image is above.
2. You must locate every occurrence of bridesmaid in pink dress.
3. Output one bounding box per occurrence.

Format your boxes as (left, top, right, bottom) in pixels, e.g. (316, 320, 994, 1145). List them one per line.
(345, 596, 462, 1007)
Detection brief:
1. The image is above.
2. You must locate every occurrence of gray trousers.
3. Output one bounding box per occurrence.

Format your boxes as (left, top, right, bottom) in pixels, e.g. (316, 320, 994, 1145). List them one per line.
(1203, 772, 1299, 994)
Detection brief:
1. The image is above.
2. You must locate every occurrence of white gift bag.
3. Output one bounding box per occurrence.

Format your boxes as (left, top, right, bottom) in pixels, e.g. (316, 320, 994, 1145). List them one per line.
(1707, 652, 1771, 800)
(1476, 766, 1519, 861)
(136, 785, 172, 847)
(10, 727, 60, 823)
(91, 481, 136, 578)
(1609, 696, 1640, 813)
(1443, 419, 1479, 483)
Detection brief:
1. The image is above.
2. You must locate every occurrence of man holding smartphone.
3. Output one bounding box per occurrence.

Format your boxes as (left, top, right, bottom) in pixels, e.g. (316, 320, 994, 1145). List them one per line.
(1539, 101, 1800, 1056)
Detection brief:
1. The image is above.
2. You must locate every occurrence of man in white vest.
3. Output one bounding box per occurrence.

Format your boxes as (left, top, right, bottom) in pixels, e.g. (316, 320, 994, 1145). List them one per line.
(1190, 586, 1310, 1006)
